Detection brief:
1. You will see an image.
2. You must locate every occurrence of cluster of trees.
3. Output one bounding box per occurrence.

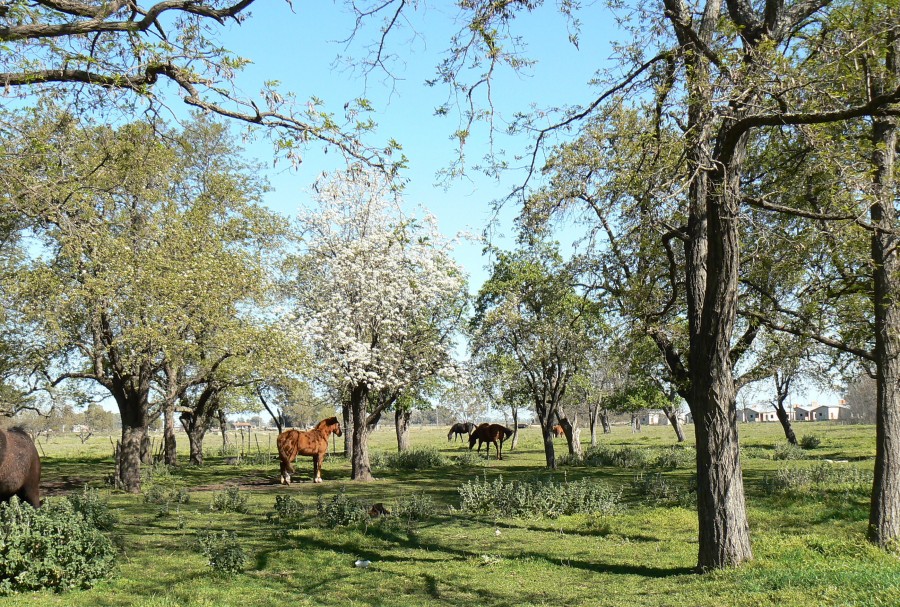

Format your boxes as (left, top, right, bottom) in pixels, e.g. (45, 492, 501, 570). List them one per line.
(462, 0, 900, 572)
(4, 0, 899, 577)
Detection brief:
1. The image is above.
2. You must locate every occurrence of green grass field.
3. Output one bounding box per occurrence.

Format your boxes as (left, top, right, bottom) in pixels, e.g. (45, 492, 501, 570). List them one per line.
(2, 422, 897, 607)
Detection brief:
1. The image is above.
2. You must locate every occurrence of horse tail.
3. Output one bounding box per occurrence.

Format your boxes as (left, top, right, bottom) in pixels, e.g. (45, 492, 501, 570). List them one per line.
(277, 431, 298, 473)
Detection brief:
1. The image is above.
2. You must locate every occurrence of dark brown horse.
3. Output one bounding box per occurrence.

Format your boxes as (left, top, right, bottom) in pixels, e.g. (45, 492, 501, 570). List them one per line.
(551, 424, 565, 438)
(0, 427, 41, 507)
(277, 417, 342, 484)
(448, 422, 476, 442)
(469, 423, 513, 460)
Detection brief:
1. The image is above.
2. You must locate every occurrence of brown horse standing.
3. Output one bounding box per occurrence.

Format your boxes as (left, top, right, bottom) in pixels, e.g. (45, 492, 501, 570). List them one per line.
(0, 428, 41, 507)
(447, 422, 476, 442)
(277, 417, 342, 484)
(469, 423, 513, 460)
(551, 424, 565, 438)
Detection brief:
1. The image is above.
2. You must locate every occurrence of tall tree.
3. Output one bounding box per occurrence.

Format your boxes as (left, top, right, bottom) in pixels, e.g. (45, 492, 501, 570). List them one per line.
(291, 167, 467, 481)
(470, 241, 603, 468)
(2, 111, 282, 490)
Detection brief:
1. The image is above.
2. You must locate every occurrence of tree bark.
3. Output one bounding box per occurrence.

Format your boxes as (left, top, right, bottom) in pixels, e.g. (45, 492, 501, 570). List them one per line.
(557, 405, 583, 458)
(395, 407, 412, 452)
(774, 404, 797, 445)
(868, 97, 900, 547)
(510, 408, 519, 450)
(342, 401, 353, 457)
(350, 383, 374, 481)
(162, 402, 178, 465)
(116, 391, 149, 493)
(600, 408, 611, 434)
(662, 405, 686, 442)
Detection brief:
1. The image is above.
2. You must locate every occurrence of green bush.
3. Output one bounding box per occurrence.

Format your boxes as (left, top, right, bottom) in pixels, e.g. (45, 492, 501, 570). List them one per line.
(763, 462, 872, 495)
(195, 529, 246, 574)
(773, 442, 808, 461)
(457, 475, 620, 518)
(371, 447, 447, 470)
(393, 492, 436, 522)
(568, 444, 684, 469)
(144, 483, 190, 507)
(68, 486, 118, 531)
(210, 485, 249, 514)
(268, 494, 305, 526)
(651, 446, 694, 469)
(451, 450, 485, 467)
(632, 473, 696, 507)
(316, 488, 368, 527)
(800, 434, 822, 450)
(0, 497, 117, 595)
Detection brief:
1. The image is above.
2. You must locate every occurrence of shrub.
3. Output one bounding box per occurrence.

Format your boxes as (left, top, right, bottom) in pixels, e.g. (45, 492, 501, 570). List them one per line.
(0, 497, 116, 594)
(763, 462, 872, 495)
(773, 442, 807, 461)
(371, 447, 447, 471)
(68, 486, 118, 531)
(451, 450, 485, 467)
(144, 483, 190, 507)
(457, 475, 620, 518)
(194, 529, 246, 574)
(632, 473, 696, 507)
(800, 434, 822, 450)
(210, 485, 249, 514)
(651, 446, 694, 469)
(317, 488, 367, 527)
(268, 494, 305, 526)
(393, 493, 436, 522)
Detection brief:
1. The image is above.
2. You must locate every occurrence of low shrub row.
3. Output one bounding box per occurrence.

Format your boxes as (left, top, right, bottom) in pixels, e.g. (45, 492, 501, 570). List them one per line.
(456, 475, 620, 518)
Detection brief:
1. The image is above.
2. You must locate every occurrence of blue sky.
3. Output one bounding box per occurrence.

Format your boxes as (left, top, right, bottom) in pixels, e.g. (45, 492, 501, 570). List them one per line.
(213, 2, 618, 290)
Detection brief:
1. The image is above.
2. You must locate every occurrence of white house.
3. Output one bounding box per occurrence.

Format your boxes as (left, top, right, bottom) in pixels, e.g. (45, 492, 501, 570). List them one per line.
(793, 406, 812, 421)
(811, 404, 852, 421)
(639, 411, 662, 426)
(744, 406, 779, 423)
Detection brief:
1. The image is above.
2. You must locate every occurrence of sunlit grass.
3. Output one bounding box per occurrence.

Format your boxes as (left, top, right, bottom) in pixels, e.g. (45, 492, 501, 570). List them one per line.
(2, 421, 893, 607)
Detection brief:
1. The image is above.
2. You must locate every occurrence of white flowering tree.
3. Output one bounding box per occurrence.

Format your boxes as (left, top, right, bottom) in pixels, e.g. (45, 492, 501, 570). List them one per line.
(292, 168, 468, 481)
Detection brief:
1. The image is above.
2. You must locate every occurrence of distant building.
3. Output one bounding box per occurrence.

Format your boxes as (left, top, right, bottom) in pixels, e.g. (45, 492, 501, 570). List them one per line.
(811, 404, 852, 421)
(793, 406, 812, 421)
(744, 406, 778, 423)
(639, 411, 662, 426)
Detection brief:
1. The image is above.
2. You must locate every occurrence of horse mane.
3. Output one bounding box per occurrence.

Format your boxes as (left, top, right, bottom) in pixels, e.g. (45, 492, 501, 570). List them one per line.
(314, 417, 339, 430)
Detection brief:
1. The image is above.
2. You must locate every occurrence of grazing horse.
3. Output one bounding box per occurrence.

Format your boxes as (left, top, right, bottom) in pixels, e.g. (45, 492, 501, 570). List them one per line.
(448, 422, 476, 442)
(469, 423, 513, 460)
(277, 417, 342, 484)
(0, 427, 41, 508)
(551, 424, 565, 438)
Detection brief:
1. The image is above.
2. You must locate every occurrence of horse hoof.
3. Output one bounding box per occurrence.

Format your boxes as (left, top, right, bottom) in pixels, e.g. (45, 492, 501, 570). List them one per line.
(314, 478, 322, 484)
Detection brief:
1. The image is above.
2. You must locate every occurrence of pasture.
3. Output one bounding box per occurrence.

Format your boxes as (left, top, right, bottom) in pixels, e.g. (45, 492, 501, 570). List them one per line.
(2, 422, 898, 607)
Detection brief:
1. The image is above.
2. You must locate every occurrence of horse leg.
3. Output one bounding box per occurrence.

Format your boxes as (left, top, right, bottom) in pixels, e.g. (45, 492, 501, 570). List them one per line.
(313, 454, 322, 483)
(280, 460, 290, 485)
(497, 440, 503, 460)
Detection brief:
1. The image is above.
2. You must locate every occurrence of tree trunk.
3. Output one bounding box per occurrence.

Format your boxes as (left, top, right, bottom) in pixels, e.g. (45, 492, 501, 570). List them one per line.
(600, 408, 611, 434)
(686, 127, 753, 570)
(163, 402, 178, 466)
(540, 422, 556, 469)
(589, 402, 601, 446)
(114, 382, 151, 493)
(773, 403, 797, 446)
(662, 405, 686, 443)
(350, 383, 374, 481)
(187, 423, 207, 466)
(395, 408, 412, 452)
(218, 409, 229, 450)
(342, 401, 352, 458)
(869, 106, 900, 548)
(557, 405, 583, 458)
(510, 408, 519, 450)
